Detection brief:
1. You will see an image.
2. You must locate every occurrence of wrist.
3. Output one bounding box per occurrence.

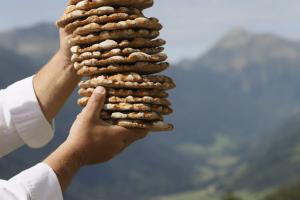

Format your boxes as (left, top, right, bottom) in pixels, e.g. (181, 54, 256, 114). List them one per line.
(43, 142, 83, 191)
(61, 141, 87, 167)
(55, 48, 73, 68)
(53, 50, 81, 80)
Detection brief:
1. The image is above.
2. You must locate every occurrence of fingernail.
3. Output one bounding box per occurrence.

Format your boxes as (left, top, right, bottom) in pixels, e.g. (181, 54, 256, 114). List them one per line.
(94, 86, 105, 94)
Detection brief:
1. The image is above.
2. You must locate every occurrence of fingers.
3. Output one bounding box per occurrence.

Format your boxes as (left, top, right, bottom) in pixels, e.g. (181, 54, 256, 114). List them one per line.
(82, 86, 106, 120)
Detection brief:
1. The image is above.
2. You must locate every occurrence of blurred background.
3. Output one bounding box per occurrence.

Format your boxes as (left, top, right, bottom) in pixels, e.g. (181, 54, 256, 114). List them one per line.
(1, 0, 300, 199)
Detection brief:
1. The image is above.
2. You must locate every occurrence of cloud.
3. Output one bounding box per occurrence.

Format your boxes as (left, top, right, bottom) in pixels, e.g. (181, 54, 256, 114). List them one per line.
(0, 0, 300, 62)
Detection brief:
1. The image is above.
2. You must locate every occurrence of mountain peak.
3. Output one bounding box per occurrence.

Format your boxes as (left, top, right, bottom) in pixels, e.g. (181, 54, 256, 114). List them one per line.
(218, 27, 253, 49)
(225, 27, 251, 37)
(199, 28, 300, 73)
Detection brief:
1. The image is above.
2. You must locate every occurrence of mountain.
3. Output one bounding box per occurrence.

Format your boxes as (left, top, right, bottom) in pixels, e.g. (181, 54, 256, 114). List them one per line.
(0, 23, 59, 66)
(0, 47, 35, 85)
(2, 24, 300, 200)
(156, 29, 300, 199)
(229, 115, 300, 190)
(200, 28, 300, 73)
(169, 28, 300, 144)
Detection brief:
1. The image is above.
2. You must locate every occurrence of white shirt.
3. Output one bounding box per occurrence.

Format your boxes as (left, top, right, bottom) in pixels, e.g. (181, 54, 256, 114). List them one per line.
(0, 76, 63, 200)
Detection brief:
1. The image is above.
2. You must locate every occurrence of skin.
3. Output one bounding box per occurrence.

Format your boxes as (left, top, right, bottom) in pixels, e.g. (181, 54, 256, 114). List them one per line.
(44, 87, 148, 191)
(33, 29, 79, 122)
(33, 29, 148, 191)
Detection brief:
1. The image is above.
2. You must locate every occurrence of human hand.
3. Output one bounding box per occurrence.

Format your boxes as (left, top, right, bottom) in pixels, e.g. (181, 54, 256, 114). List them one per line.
(44, 86, 148, 191)
(33, 28, 80, 123)
(57, 28, 72, 65)
(66, 86, 149, 165)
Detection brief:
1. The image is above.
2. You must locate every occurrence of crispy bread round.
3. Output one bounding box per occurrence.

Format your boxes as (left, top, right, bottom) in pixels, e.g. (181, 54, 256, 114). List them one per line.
(78, 95, 170, 106)
(76, 62, 169, 76)
(57, 6, 141, 28)
(74, 52, 167, 69)
(78, 88, 169, 98)
(78, 100, 173, 114)
(69, 29, 160, 46)
(106, 119, 174, 131)
(73, 17, 162, 35)
(78, 73, 176, 90)
(65, 0, 153, 13)
(70, 38, 166, 54)
(65, 13, 138, 33)
(101, 111, 162, 121)
(71, 47, 164, 62)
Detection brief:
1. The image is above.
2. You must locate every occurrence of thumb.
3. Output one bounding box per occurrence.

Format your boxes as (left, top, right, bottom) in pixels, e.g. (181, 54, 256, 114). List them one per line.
(82, 86, 106, 119)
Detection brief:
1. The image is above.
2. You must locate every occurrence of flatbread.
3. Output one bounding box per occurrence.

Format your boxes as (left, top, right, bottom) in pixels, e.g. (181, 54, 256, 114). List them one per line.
(106, 119, 174, 131)
(65, 13, 138, 33)
(78, 88, 169, 98)
(76, 62, 169, 76)
(101, 111, 162, 121)
(70, 38, 166, 54)
(73, 17, 162, 35)
(78, 95, 171, 106)
(65, 0, 153, 13)
(90, 73, 173, 83)
(69, 29, 160, 45)
(78, 73, 176, 90)
(57, 6, 141, 28)
(71, 47, 165, 62)
(73, 52, 167, 69)
(78, 100, 173, 114)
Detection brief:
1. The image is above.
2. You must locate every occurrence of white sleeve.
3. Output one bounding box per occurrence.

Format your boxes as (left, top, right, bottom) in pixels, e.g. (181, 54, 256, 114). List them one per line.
(0, 163, 63, 200)
(0, 76, 54, 157)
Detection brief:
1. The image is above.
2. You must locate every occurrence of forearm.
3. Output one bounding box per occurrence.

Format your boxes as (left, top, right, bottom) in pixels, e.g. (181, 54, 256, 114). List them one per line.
(43, 142, 83, 191)
(33, 51, 80, 122)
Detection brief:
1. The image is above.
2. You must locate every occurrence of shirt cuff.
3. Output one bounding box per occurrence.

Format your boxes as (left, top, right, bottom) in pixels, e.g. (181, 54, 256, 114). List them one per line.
(3, 76, 54, 148)
(10, 163, 63, 200)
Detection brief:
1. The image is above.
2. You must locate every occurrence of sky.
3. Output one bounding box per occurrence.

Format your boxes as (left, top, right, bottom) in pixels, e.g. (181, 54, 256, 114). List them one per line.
(0, 0, 300, 62)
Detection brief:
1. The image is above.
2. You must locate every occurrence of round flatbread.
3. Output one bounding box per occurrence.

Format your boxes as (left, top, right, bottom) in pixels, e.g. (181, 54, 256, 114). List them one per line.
(71, 47, 165, 62)
(65, 0, 153, 13)
(106, 119, 174, 132)
(76, 62, 169, 76)
(70, 38, 166, 54)
(57, 6, 141, 28)
(78, 100, 173, 114)
(78, 95, 171, 106)
(73, 17, 162, 35)
(101, 111, 163, 121)
(78, 73, 176, 90)
(74, 52, 167, 69)
(69, 29, 160, 46)
(65, 13, 138, 33)
(78, 88, 169, 98)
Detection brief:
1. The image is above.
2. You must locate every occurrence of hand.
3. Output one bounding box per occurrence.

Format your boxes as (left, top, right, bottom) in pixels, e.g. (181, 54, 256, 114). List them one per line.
(58, 28, 72, 65)
(67, 86, 149, 165)
(44, 86, 148, 191)
(33, 28, 80, 123)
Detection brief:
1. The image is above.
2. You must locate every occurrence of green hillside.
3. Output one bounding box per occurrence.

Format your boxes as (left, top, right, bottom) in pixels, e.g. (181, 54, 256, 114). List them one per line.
(230, 115, 300, 190)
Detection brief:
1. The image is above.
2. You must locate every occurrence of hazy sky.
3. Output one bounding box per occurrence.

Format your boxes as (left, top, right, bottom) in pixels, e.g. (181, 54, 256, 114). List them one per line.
(0, 0, 300, 62)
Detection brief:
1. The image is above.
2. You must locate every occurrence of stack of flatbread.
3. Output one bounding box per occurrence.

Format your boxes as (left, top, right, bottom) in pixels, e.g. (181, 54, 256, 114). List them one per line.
(57, 0, 175, 131)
